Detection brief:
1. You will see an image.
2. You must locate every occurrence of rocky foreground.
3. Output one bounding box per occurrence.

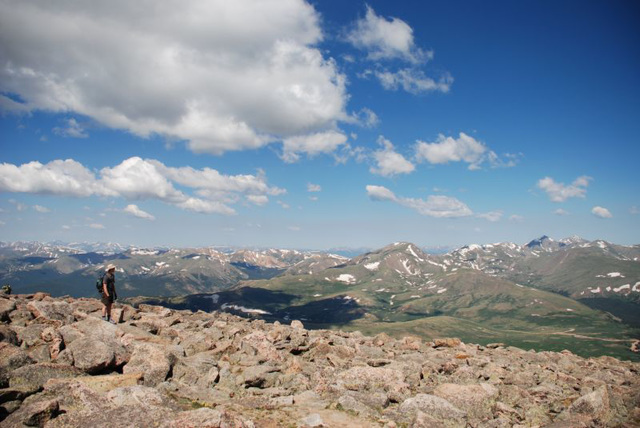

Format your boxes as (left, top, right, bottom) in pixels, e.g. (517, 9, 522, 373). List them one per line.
(0, 293, 639, 427)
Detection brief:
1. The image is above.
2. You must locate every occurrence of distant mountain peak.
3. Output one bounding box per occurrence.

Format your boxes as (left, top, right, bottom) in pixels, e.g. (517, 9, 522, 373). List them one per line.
(525, 235, 553, 248)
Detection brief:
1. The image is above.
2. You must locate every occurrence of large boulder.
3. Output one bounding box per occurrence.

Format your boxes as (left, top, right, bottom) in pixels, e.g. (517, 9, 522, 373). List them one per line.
(107, 385, 167, 407)
(26, 299, 75, 324)
(172, 351, 219, 388)
(9, 363, 83, 394)
(433, 338, 462, 348)
(175, 329, 222, 356)
(68, 298, 103, 316)
(0, 343, 34, 386)
(398, 394, 466, 425)
(15, 323, 47, 347)
(137, 304, 173, 317)
(70, 372, 143, 394)
(1, 398, 60, 427)
(0, 297, 16, 321)
(59, 316, 119, 343)
(0, 325, 19, 345)
(8, 307, 34, 326)
(123, 343, 173, 387)
(164, 407, 255, 428)
(558, 385, 612, 425)
(335, 366, 409, 401)
(48, 403, 173, 428)
(433, 382, 499, 419)
(240, 331, 284, 362)
(67, 337, 116, 374)
(237, 364, 281, 389)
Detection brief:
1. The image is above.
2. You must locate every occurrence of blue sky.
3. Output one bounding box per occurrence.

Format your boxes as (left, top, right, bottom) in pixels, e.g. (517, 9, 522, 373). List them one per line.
(1, 0, 639, 249)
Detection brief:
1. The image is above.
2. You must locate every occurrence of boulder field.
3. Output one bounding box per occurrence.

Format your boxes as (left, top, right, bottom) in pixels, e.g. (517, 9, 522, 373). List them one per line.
(0, 293, 639, 427)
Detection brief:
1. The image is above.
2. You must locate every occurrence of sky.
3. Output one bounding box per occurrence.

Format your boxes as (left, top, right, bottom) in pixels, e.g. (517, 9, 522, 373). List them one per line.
(1, 0, 639, 250)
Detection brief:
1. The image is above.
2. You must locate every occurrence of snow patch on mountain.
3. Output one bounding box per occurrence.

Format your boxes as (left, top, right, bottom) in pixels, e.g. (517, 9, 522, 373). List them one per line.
(407, 245, 424, 261)
(364, 262, 380, 271)
(131, 249, 160, 256)
(401, 259, 416, 275)
(336, 274, 356, 284)
(221, 303, 270, 315)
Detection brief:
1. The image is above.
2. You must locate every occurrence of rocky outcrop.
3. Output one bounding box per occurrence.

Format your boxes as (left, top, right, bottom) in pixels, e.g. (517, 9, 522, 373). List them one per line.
(0, 293, 639, 427)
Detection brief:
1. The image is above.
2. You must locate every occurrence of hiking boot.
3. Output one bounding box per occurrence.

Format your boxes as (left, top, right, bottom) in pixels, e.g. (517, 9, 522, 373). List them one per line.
(108, 318, 116, 324)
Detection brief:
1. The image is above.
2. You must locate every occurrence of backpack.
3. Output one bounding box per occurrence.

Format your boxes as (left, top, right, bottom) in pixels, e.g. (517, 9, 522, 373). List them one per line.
(96, 274, 105, 294)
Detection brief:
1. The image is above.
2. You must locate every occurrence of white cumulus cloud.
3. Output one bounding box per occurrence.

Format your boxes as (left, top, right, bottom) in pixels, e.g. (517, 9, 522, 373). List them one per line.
(0, 0, 349, 156)
(554, 208, 570, 216)
(366, 185, 472, 218)
(347, 5, 430, 63)
(281, 130, 348, 163)
(0, 157, 283, 216)
(592, 206, 612, 219)
(365, 185, 398, 202)
(370, 136, 415, 177)
(123, 204, 155, 221)
(415, 132, 506, 170)
(307, 183, 322, 192)
(537, 176, 592, 202)
(0, 160, 101, 197)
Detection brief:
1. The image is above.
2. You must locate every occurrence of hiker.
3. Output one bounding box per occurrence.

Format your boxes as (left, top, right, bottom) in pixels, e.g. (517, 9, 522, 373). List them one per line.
(101, 264, 118, 323)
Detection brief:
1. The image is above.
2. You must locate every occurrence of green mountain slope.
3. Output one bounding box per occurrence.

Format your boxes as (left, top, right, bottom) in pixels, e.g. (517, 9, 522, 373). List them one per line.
(133, 242, 639, 361)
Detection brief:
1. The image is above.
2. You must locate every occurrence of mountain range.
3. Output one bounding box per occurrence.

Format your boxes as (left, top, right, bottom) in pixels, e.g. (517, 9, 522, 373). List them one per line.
(2, 236, 639, 360)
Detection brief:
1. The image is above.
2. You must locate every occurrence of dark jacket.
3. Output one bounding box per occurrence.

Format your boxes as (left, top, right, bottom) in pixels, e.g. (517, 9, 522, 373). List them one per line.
(102, 272, 116, 302)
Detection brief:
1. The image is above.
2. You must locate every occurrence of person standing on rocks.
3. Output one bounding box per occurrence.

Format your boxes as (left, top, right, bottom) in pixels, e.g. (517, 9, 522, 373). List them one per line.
(102, 264, 118, 323)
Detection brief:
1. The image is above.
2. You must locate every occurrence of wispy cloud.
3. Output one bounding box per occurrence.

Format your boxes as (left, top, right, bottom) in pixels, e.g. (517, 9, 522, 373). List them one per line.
(366, 185, 472, 218)
(32, 204, 51, 213)
(53, 118, 88, 138)
(123, 204, 155, 221)
(374, 69, 452, 94)
(307, 183, 322, 192)
(477, 211, 503, 222)
(554, 208, 570, 216)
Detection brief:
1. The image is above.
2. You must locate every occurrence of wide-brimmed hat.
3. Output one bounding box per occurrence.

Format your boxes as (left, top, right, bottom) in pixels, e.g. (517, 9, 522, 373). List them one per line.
(105, 264, 116, 272)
